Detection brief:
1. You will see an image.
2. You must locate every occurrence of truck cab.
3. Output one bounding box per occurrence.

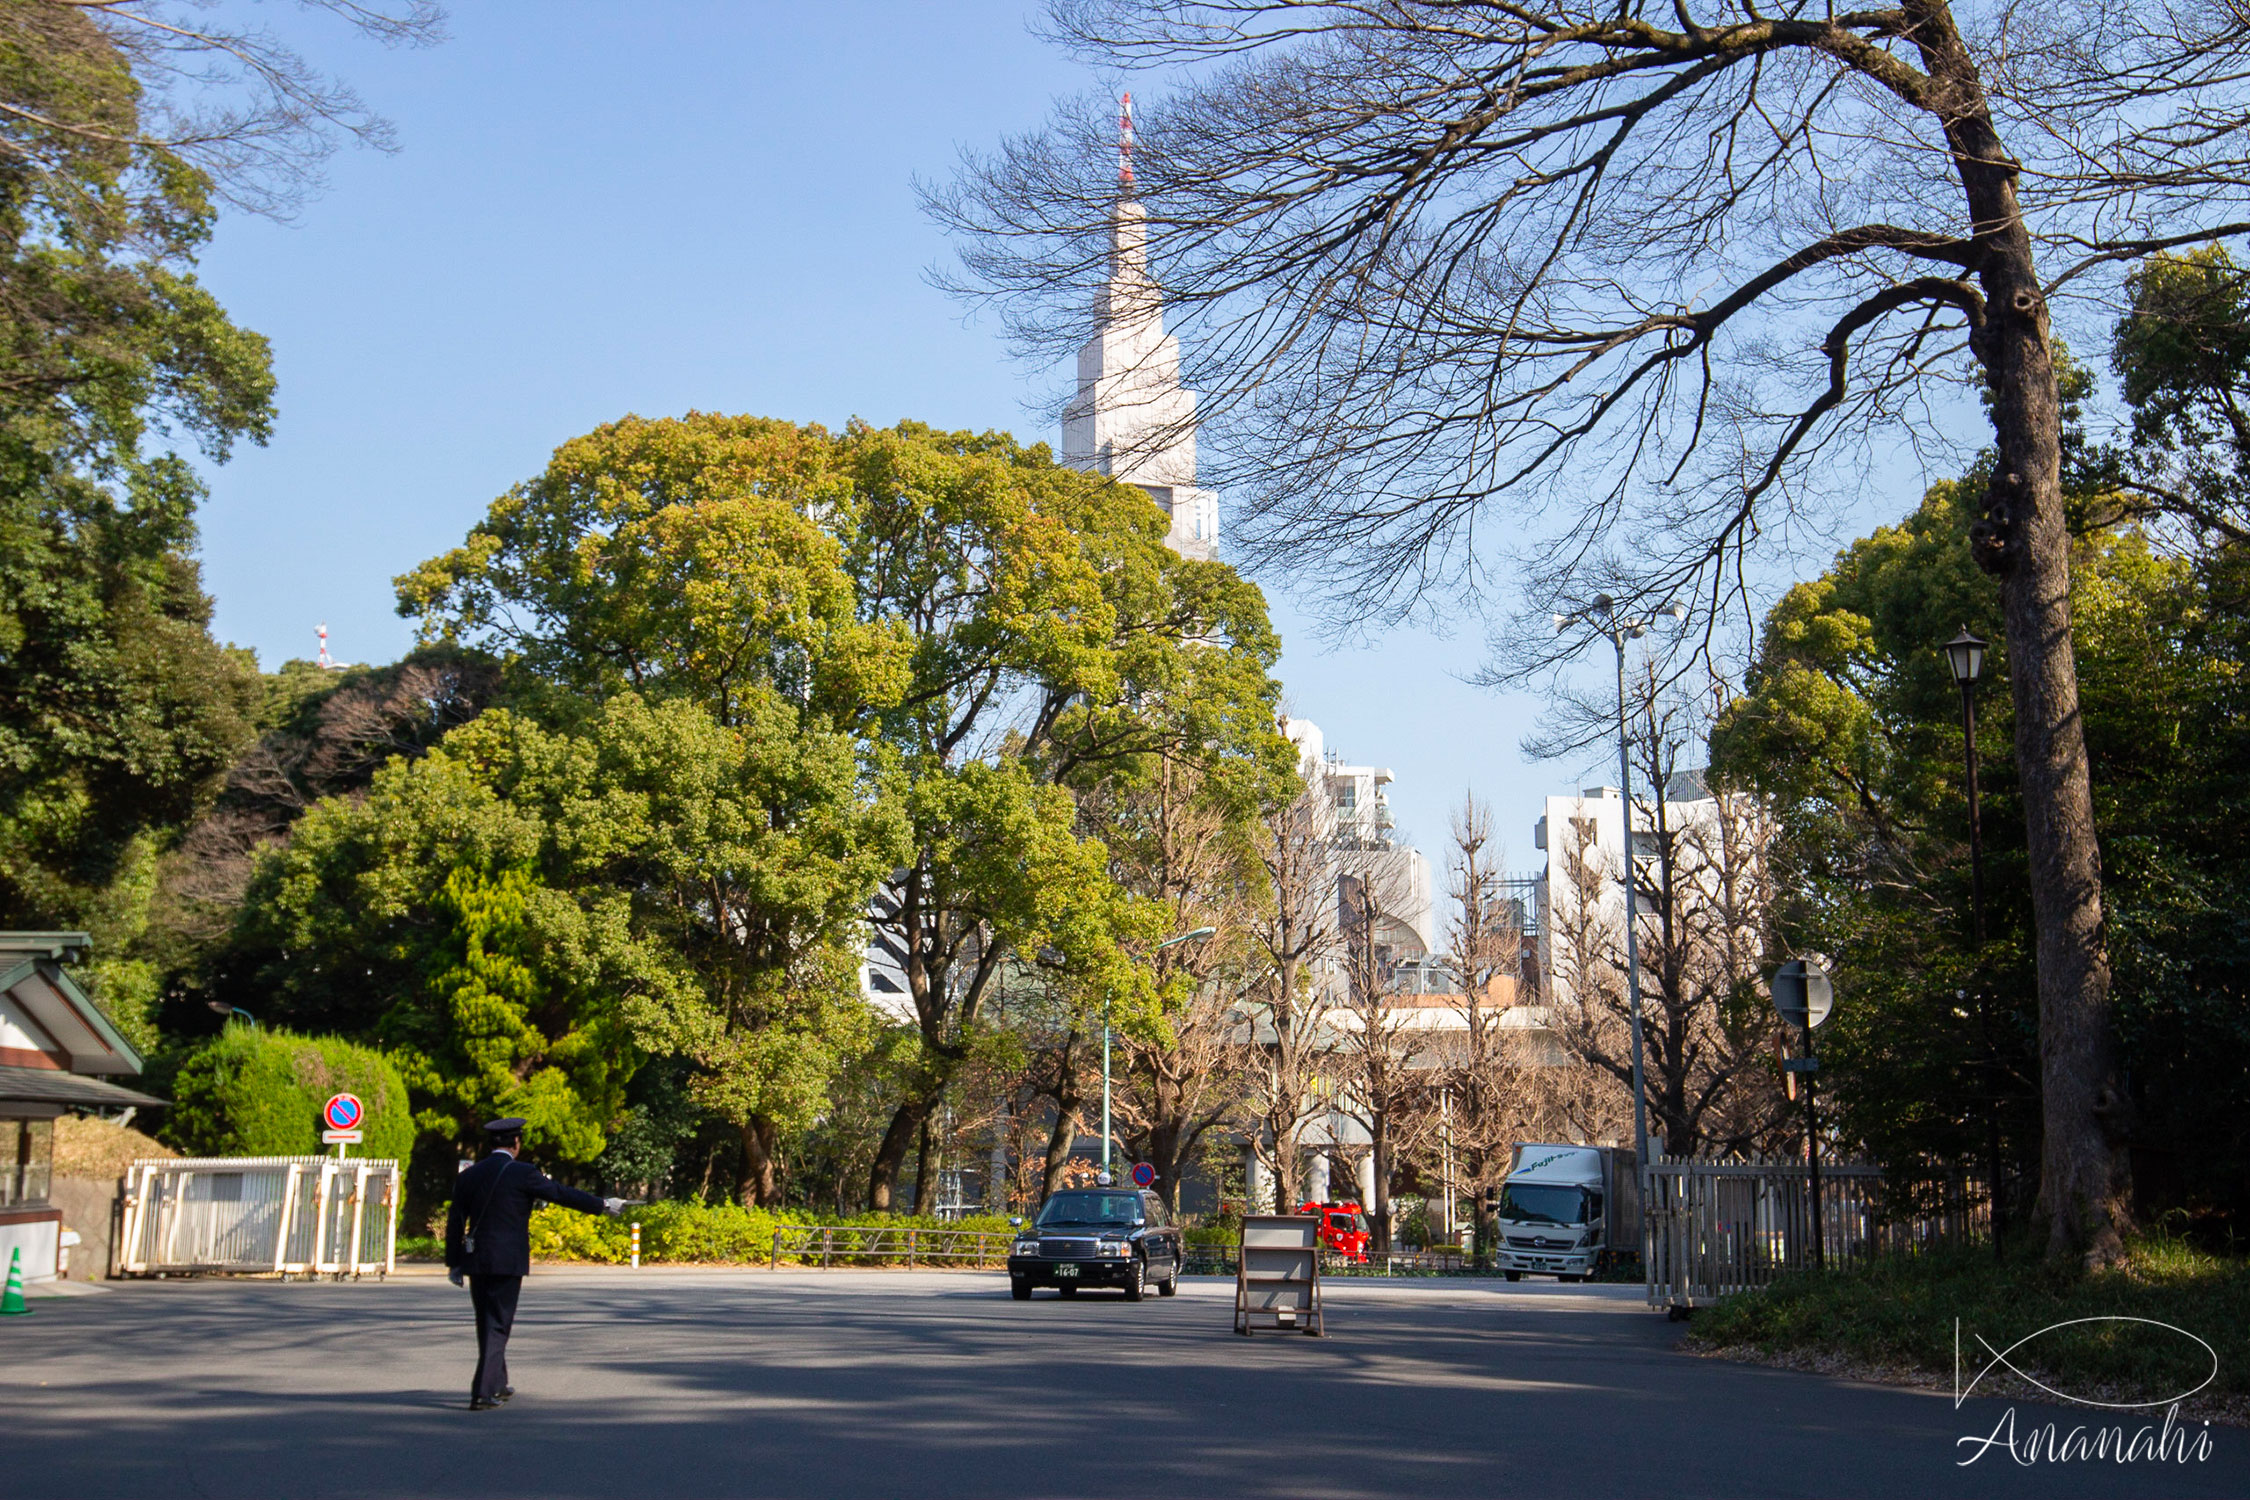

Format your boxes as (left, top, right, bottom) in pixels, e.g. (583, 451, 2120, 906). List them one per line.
(1495, 1144, 1635, 1282)
(1296, 1200, 1371, 1262)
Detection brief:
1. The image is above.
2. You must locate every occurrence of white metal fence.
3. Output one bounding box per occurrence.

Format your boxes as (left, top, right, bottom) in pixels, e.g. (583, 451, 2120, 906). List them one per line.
(118, 1156, 399, 1278)
(1643, 1157, 1986, 1312)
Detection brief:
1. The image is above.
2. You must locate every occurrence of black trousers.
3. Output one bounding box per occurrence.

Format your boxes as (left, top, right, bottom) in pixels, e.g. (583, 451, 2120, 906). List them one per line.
(467, 1273, 523, 1403)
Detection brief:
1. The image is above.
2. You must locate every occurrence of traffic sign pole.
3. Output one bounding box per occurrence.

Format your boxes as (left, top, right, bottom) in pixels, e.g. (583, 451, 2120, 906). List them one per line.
(1770, 960, 1835, 1271)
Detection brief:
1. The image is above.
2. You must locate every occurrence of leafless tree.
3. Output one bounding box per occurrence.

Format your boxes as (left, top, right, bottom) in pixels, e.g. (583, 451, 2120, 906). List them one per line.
(931, 0, 2250, 1263)
(1329, 845, 1440, 1248)
(1237, 755, 1340, 1210)
(1098, 758, 1255, 1214)
(1437, 795, 1630, 1247)
(1111, 769, 1269, 1214)
(1442, 796, 1526, 1243)
(1543, 685, 1791, 1158)
(8, 1, 445, 219)
(159, 654, 500, 942)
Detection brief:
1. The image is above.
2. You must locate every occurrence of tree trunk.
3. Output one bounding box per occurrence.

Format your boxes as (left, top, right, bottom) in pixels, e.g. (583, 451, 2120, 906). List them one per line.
(738, 1116, 781, 1208)
(1910, 0, 2131, 1265)
(868, 1092, 936, 1213)
(912, 1117, 934, 1215)
(1040, 1102, 1082, 1204)
(1145, 1118, 1189, 1215)
(1371, 1125, 1392, 1252)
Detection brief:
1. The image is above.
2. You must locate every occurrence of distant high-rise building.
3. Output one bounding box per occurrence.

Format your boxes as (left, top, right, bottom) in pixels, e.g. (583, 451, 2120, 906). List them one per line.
(1061, 97, 1219, 561)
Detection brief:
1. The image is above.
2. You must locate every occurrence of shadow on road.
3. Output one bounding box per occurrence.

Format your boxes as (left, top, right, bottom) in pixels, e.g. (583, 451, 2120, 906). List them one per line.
(4, 1273, 2240, 1500)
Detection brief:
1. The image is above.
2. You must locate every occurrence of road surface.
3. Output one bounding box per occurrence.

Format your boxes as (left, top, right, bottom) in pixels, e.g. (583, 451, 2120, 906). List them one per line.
(6, 1268, 2240, 1498)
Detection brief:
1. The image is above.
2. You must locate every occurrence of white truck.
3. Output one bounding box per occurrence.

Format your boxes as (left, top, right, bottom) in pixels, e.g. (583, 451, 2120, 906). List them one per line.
(1495, 1143, 1640, 1282)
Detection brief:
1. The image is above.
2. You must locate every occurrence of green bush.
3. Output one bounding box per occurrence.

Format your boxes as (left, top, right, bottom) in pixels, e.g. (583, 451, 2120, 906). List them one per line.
(165, 1024, 416, 1164)
(522, 1202, 1014, 1266)
(1691, 1235, 2250, 1402)
(527, 1203, 632, 1262)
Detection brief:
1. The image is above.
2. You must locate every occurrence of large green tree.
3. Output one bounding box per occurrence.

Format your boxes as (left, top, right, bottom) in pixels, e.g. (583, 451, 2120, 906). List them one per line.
(223, 689, 889, 1207)
(1713, 474, 2250, 1229)
(395, 415, 920, 1203)
(0, 5, 275, 936)
(839, 421, 1284, 1208)
(398, 413, 1287, 1210)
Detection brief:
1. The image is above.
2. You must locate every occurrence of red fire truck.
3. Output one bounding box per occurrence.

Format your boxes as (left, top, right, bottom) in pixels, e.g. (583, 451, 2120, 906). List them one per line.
(1298, 1200, 1372, 1262)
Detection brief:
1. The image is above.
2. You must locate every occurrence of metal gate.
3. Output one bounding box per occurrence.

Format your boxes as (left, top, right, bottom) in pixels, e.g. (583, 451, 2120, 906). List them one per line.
(118, 1156, 398, 1278)
(1643, 1158, 1985, 1311)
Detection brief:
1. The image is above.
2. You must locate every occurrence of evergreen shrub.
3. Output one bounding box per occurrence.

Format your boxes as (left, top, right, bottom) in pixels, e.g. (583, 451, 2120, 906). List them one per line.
(525, 1202, 1013, 1265)
(164, 1024, 416, 1163)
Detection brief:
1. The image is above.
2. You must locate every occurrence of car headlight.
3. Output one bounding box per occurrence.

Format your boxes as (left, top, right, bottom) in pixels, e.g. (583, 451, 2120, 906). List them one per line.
(1012, 1240, 1040, 1256)
(1099, 1238, 1129, 1257)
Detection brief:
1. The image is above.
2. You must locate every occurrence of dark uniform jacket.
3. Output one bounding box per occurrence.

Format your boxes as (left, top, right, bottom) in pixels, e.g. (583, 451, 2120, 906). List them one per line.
(445, 1152, 607, 1277)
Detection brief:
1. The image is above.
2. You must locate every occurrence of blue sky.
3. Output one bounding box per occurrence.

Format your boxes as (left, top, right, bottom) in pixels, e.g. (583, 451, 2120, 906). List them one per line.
(184, 0, 1827, 885)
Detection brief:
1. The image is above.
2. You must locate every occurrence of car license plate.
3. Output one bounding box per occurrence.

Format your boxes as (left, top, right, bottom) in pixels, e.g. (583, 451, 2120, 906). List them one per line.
(1055, 1264, 1079, 1278)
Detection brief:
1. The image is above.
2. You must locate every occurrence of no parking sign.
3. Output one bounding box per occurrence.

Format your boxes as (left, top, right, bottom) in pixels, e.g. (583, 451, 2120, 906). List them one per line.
(322, 1093, 363, 1146)
(1131, 1162, 1156, 1188)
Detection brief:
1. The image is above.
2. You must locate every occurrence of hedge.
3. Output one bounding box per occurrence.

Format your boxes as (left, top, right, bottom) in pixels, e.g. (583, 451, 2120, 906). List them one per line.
(525, 1201, 1016, 1265)
(165, 1024, 416, 1163)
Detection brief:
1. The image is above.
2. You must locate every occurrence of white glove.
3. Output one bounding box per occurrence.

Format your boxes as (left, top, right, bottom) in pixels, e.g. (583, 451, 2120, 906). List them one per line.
(603, 1197, 627, 1216)
(448, 1268, 464, 1287)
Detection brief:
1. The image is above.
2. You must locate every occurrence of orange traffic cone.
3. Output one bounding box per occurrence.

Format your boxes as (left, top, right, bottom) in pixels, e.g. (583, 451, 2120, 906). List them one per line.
(0, 1245, 30, 1315)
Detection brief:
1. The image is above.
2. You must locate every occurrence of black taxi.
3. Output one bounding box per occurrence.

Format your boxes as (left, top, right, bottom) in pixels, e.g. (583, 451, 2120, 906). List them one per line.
(1007, 1187, 1183, 1300)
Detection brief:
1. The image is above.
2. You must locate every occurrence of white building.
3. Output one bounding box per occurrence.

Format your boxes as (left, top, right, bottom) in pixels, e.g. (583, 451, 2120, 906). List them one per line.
(1531, 771, 1761, 1009)
(1061, 189, 1220, 561)
(1282, 717, 1436, 963)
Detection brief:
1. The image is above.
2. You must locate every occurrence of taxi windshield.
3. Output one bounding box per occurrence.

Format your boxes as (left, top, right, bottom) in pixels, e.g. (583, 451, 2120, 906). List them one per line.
(1036, 1191, 1144, 1228)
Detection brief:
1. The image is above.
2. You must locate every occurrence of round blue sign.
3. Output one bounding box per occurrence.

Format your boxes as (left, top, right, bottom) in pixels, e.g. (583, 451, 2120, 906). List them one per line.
(1131, 1161, 1156, 1188)
(323, 1093, 363, 1131)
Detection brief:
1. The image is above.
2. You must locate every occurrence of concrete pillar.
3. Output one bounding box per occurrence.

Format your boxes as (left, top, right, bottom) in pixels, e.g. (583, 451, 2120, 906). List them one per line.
(1246, 1147, 1270, 1213)
(1307, 1154, 1331, 1205)
(1356, 1153, 1376, 1208)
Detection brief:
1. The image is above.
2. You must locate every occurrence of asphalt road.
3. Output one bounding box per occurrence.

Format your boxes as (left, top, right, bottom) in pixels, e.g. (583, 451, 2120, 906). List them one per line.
(6, 1268, 2243, 1498)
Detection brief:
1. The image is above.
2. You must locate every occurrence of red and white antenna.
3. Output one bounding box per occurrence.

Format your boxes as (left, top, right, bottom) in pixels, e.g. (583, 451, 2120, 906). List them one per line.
(1118, 91, 1135, 190)
(316, 622, 335, 670)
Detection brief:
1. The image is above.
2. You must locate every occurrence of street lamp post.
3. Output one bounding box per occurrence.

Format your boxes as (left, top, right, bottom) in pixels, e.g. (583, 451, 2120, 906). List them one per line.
(206, 1001, 256, 1029)
(1943, 626, 2003, 1258)
(1555, 595, 1687, 1171)
(1772, 958, 1835, 1267)
(1104, 925, 1217, 1179)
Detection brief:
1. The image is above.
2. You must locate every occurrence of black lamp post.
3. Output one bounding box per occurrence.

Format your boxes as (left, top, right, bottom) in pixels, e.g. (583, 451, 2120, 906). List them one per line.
(1943, 629, 1988, 945)
(1942, 626, 2002, 1258)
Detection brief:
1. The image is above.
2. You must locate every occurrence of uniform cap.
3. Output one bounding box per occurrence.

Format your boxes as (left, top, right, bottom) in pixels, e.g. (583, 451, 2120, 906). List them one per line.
(482, 1117, 528, 1135)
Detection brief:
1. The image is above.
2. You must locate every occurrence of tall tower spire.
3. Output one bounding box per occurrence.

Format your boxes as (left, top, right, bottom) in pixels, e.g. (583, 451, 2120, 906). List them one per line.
(1118, 91, 1135, 191)
(1060, 96, 1221, 561)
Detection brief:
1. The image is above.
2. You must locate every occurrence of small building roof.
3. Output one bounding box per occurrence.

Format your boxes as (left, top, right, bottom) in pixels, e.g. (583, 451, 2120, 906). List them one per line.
(0, 931, 147, 1078)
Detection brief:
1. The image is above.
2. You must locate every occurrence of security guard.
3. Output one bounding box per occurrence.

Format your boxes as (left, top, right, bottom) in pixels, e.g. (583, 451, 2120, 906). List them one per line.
(444, 1117, 623, 1410)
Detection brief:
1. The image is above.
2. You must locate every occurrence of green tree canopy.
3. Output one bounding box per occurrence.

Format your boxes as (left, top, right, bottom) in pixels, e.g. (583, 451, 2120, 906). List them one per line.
(396, 414, 1291, 1209)
(0, 4, 276, 936)
(1712, 476, 2250, 1229)
(222, 687, 896, 1206)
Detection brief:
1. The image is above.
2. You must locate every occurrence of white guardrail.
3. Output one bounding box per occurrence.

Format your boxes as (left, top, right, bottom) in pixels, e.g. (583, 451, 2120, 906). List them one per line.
(119, 1156, 398, 1278)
